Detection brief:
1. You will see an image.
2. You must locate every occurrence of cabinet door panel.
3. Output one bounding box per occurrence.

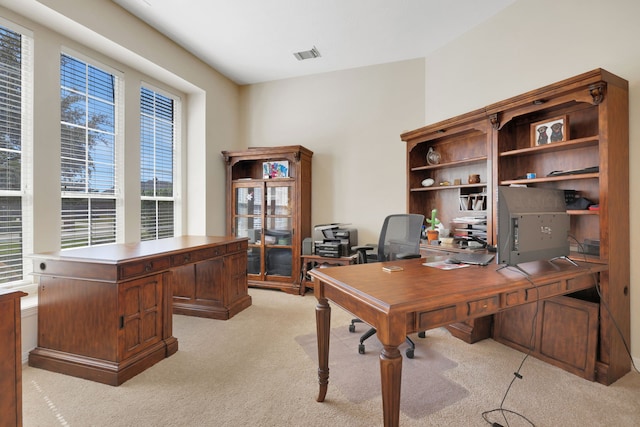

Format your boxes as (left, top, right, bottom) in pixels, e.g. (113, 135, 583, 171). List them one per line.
(195, 258, 224, 303)
(172, 264, 196, 301)
(226, 251, 248, 303)
(120, 275, 163, 360)
(38, 277, 118, 360)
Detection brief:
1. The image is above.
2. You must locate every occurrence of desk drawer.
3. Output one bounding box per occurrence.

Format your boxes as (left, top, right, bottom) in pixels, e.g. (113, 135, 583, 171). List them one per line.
(566, 275, 596, 292)
(467, 296, 499, 316)
(417, 305, 457, 330)
(171, 246, 227, 267)
(526, 281, 565, 300)
(119, 257, 171, 280)
(226, 240, 248, 253)
(505, 280, 569, 307)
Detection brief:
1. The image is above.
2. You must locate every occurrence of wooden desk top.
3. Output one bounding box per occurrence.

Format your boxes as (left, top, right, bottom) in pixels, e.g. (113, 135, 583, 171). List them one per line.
(310, 257, 606, 331)
(0, 288, 27, 300)
(29, 235, 247, 264)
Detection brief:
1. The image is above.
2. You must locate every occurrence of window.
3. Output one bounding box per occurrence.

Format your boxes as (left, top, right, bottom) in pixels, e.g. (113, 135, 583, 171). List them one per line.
(140, 86, 177, 241)
(0, 22, 32, 286)
(60, 53, 120, 249)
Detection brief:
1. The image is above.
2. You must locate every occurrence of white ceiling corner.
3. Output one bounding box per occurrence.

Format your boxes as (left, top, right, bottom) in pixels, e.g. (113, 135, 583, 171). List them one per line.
(114, 0, 517, 85)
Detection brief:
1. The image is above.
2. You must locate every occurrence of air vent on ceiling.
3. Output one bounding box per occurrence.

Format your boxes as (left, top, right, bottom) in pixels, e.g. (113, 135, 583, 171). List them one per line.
(293, 46, 321, 61)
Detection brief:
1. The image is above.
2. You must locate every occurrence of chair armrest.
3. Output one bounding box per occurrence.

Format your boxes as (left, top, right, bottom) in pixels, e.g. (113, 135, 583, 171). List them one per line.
(352, 244, 376, 264)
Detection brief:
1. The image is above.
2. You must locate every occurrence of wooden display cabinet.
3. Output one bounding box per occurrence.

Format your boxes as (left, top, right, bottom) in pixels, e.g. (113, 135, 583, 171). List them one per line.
(402, 69, 630, 385)
(222, 146, 313, 295)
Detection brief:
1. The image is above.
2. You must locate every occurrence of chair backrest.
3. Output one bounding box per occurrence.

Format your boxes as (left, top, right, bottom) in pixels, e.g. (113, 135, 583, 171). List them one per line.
(377, 214, 425, 261)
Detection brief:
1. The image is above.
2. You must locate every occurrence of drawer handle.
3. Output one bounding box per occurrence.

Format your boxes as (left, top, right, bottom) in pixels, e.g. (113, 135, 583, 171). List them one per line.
(184, 254, 191, 263)
(145, 262, 153, 272)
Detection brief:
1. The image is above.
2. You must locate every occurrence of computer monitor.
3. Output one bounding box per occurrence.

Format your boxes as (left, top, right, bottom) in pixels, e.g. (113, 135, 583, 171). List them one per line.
(497, 186, 570, 269)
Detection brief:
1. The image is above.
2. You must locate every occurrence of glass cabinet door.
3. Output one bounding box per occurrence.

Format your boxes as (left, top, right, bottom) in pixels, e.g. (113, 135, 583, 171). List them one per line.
(232, 182, 295, 279)
(233, 184, 263, 275)
(265, 183, 293, 277)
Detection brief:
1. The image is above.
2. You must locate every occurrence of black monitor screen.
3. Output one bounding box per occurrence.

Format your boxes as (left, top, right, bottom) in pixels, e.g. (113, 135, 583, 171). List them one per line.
(497, 186, 570, 267)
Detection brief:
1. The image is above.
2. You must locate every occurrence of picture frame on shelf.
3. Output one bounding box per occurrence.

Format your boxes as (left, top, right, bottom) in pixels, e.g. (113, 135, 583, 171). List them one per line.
(531, 115, 569, 146)
(262, 161, 289, 178)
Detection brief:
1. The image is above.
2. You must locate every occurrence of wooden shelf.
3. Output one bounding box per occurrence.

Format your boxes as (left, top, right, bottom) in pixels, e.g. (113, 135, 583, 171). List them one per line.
(500, 172, 598, 185)
(410, 182, 487, 192)
(411, 155, 487, 172)
(499, 136, 599, 157)
(568, 209, 599, 216)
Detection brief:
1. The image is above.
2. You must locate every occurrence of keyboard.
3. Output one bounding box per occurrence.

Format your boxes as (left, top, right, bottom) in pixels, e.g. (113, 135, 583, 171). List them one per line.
(448, 252, 495, 266)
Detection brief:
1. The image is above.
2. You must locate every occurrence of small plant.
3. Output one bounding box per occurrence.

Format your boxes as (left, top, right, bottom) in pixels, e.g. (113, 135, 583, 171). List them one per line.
(426, 209, 440, 230)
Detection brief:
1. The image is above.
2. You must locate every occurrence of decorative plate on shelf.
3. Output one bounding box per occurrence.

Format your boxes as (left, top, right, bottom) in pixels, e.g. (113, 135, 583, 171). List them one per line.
(426, 147, 441, 165)
(421, 178, 435, 187)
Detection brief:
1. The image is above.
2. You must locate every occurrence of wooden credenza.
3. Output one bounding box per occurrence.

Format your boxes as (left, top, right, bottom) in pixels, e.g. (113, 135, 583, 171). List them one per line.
(0, 289, 27, 427)
(28, 235, 251, 386)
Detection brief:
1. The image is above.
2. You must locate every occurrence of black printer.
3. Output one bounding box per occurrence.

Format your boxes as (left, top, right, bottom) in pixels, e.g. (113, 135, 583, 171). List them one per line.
(313, 224, 358, 257)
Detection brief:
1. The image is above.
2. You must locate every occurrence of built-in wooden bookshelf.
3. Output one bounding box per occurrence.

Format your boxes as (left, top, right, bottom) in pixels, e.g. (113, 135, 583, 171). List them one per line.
(401, 69, 629, 385)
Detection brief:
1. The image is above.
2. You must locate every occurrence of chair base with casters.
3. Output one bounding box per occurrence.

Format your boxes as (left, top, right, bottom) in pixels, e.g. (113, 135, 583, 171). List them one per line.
(349, 319, 418, 359)
(347, 214, 426, 359)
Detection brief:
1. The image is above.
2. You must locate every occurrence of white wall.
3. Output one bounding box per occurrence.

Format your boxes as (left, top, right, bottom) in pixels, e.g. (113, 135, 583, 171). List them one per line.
(240, 59, 426, 245)
(422, 0, 640, 369)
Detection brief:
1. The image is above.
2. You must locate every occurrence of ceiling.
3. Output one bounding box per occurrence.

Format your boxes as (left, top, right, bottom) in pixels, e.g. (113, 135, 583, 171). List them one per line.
(114, 0, 517, 85)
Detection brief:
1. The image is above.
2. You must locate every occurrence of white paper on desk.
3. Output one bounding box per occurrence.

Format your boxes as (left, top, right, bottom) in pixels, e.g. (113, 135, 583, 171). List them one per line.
(423, 261, 471, 270)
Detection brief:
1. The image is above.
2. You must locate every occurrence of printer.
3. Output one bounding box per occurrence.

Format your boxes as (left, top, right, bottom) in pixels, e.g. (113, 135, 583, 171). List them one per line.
(313, 223, 358, 258)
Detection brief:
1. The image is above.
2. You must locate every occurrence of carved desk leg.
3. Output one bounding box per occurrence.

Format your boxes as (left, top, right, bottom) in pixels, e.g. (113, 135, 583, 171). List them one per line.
(315, 295, 331, 402)
(380, 345, 403, 427)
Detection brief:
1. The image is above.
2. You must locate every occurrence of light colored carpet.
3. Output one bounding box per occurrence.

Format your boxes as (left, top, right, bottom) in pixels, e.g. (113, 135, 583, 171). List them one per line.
(295, 327, 469, 419)
(22, 288, 640, 426)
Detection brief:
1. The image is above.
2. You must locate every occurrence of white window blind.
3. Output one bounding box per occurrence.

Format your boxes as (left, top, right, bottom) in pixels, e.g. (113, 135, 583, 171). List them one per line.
(60, 53, 118, 249)
(140, 86, 176, 241)
(0, 22, 32, 286)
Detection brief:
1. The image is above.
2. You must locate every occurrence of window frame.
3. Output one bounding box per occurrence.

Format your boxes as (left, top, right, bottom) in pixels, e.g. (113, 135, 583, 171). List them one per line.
(59, 49, 124, 249)
(140, 82, 181, 241)
(0, 17, 34, 290)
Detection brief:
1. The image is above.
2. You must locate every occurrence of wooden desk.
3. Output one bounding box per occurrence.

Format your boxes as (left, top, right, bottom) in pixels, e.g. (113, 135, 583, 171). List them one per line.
(29, 235, 250, 386)
(310, 257, 606, 427)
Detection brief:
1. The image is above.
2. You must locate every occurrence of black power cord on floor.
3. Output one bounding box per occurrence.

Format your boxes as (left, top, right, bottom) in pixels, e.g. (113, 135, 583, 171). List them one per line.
(481, 268, 538, 427)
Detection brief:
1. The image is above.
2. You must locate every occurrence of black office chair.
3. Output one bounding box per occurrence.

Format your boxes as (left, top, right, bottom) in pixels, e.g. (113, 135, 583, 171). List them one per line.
(349, 213, 425, 358)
